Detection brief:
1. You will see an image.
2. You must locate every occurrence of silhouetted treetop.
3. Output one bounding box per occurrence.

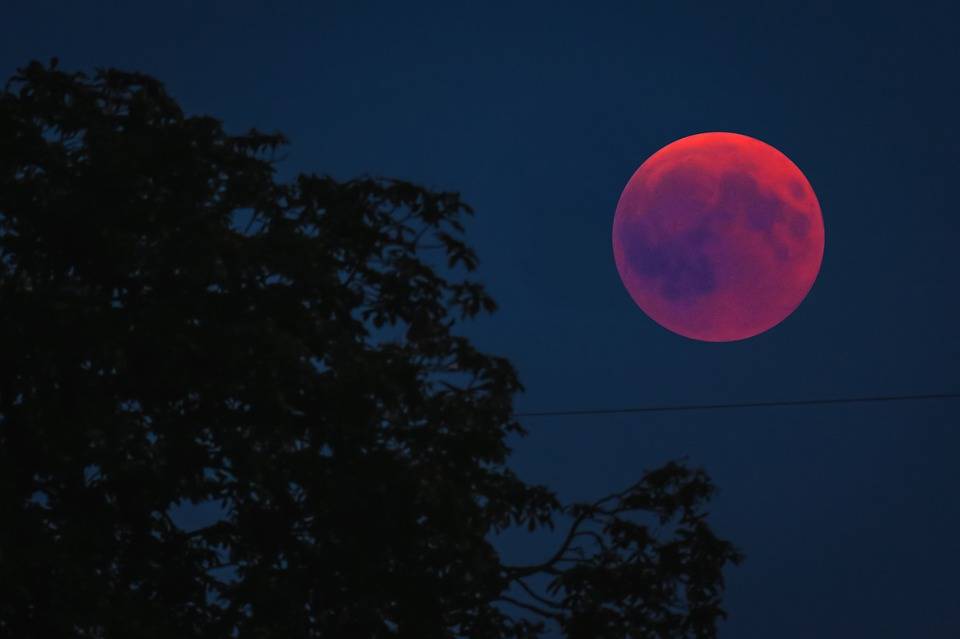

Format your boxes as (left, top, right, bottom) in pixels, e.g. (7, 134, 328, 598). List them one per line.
(0, 59, 741, 639)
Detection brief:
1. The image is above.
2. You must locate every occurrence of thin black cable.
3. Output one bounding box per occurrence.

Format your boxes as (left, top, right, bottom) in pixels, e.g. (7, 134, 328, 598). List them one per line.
(512, 392, 960, 418)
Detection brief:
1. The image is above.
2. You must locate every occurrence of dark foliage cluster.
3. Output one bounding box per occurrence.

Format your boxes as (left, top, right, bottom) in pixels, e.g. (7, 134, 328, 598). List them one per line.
(0, 59, 740, 638)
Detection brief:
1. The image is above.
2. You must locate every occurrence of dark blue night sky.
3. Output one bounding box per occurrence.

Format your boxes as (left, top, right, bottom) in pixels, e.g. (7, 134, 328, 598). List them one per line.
(4, 1, 959, 636)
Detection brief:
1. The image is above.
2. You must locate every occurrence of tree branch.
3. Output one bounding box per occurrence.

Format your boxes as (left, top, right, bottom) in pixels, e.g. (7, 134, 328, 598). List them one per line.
(502, 481, 641, 579)
(515, 578, 563, 610)
(496, 595, 564, 621)
(503, 510, 591, 578)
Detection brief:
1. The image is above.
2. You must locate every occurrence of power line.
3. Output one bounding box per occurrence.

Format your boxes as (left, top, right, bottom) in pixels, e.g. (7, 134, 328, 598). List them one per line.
(512, 392, 960, 418)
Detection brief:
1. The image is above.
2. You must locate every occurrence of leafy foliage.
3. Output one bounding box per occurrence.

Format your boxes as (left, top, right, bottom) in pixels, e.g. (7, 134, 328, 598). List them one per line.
(0, 59, 741, 638)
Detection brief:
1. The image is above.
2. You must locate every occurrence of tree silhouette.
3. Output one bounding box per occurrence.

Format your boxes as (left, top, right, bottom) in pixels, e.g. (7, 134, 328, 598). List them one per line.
(0, 59, 741, 638)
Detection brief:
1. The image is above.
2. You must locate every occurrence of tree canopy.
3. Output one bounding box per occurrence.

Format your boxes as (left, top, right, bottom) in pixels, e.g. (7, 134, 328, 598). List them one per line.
(0, 59, 741, 639)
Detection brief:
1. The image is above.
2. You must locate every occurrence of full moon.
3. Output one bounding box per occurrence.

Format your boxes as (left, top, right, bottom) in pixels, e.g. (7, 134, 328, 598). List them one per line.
(612, 132, 824, 342)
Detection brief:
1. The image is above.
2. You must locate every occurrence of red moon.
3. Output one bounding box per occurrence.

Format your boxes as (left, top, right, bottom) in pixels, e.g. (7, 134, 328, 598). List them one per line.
(612, 132, 824, 342)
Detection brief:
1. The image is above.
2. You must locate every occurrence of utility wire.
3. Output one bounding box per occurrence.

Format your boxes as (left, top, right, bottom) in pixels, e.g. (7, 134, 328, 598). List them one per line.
(512, 392, 960, 418)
